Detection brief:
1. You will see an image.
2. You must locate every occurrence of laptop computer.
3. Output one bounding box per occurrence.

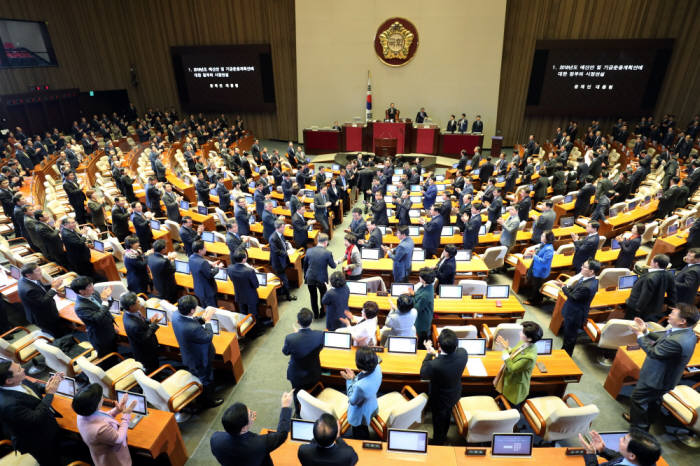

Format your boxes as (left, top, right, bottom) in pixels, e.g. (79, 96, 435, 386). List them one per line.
(209, 318, 220, 335)
(201, 231, 215, 242)
(9, 265, 20, 280)
(116, 390, 148, 428)
(408, 209, 421, 218)
(387, 336, 417, 354)
(491, 434, 533, 457)
(387, 429, 428, 454)
(535, 338, 553, 355)
(486, 285, 510, 299)
(214, 268, 228, 281)
(408, 226, 420, 236)
(150, 219, 161, 231)
(323, 331, 351, 350)
(478, 225, 487, 236)
(618, 275, 638, 290)
(441, 226, 455, 236)
(197, 206, 208, 215)
(179, 200, 190, 210)
(439, 284, 463, 299)
(174, 260, 190, 274)
(611, 239, 621, 249)
(51, 374, 76, 398)
(564, 194, 573, 203)
(347, 281, 368, 295)
(458, 338, 487, 356)
(64, 287, 78, 302)
(93, 240, 104, 252)
(109, 299, 121, 315)
(391, 283, 414, 296)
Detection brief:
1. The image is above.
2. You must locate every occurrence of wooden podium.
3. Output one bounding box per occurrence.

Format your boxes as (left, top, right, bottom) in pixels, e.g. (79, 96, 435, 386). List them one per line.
(491, 136, 503, 156)
(375, 138, 397, 157)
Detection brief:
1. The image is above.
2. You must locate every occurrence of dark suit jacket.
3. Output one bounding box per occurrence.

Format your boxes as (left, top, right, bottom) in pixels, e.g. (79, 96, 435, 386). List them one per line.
(370, 199, 388, 226)
(269, 232, 290, 273)
(572, 234, 599, 272)
(225, 232, 244, 263)
(282, 328, 324, 388)
(179, 225, 200, 257)
(189, 253, 218, 302)
(227, 263, 259, 308)
(162, 192, 181, 222)
(111, 206, 131, 238)
(171, 312, 215, 385)
(561, 277, 599, 329)
(35, 221, 67, 265)
(63, 180, 86, 211)
(297, 438, 359, 466)
(292, 212, 309, 247)
(614, 236, 641, 269)
(131, 212, 153, 248)
(147, 252, 177, 301)
(574, 184, 595, 217)
(0, 380, 59, 456)
(463, 213, 482, 250)
(422, 215, 443, 252)
(123, 310, 160, 371)
(262, 210, 276, 241)
(304, 246, 337, 285)
(145, 184, 162, 212)
(479, 163, 494, 183)
(675, 263, 700, 305)
(487, 196, 503, 224)
(322, 285, 350, 331)
(517, 196, 532, 222)
(366, 228, 383, 249)
(419, 348, 468, 410)
(396, 197, 412, 226)
(626, 270, 677, 320)
(17, 277, 62, 336)
(60, 228, 92, 274)
(74, 293, 117, 355)
(235, 206, 252, 236)
(210, 407, 291, 466)
(436, 256, 456, 285)
(638, 328, 697, 391)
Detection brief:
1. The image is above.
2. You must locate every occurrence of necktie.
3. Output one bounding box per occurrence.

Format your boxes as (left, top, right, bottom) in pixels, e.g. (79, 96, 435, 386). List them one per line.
(23, 384, 40, 399)
(665, 329, 672, 337)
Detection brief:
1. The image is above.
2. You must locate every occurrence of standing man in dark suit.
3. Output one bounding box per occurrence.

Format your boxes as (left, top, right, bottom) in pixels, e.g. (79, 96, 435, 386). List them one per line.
(421, 205, 444, 259)
(479, 157, 495, 185)
(292, 204, 312, 248)
(347, 208, 367, 238)
(179, 216, 203, 257)
(438, 191, 452, 226)
(516, 189, 532, 223)
(625, 254, 677, 321)
(420, 329, 468, 445)
(370, 190, 388, 226)
(571, 221, 600, 273)
(486, 188, 503, 233)
(626, 304, 699, 430)
(111, 196, 131, 242)
(383, 226, 415, 283)
(531, 201, 555, 243)
(674, 248, 700, 305)
(270, 220, 297, 302)
(189, 240, 223, 307)
(461, 204, 482, 251)
(130, 201, 154, 251)
(17, 263, 68, 337)
(532, 171, 549, 205)
(415, 108, 428, 124)
(234, 197, 252, 236)
(614, 224, 643, 269)
(210, 390, 293, 465)
(60, 216, 98, 279)
(162, 183, 182, 223)
(261, 200, 277, 242)
(34, 210, 68, 266)
(574, 176, 596, 218)
(298, 413, 359, 466)
(360, 218, 383, 249)
(215, 176, 231, 212)
(71, 276, 117, 357)
(282, 308, 325, 414)
(63, 171, 88, 224)
(314, 186, 332, 233)
(558, 260, 600, 355)
(172, 295, 223, 407)
(147, 239, 179, 302)
(394, 190, 412, 227)
(471, 115, 483, 133)
(303, 234, 337, 319)
(0, 363, 67, 466)
(225, 221, 244, 263)
(145, 177, 164, 217)
(435, 245, 457, 285)
(227, 249, 261, 319)
(120, 292, 161, 373)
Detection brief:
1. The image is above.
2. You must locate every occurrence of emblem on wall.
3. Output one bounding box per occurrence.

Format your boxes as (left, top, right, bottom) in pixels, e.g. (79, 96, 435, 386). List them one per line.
(374, 18, 419, 66)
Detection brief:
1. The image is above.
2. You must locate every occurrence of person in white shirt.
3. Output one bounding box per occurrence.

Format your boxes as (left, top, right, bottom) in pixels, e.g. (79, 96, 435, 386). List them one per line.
(339, 301, 379, 346)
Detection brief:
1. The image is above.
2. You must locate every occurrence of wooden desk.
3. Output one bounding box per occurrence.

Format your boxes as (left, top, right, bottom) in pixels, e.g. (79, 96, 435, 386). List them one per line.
(166, 172, 195, 203)
(599, 201, 658, 238)
(320, 348, 582, 397)
(90, 249, 120, 281)
(647, 231, 688, 265)
(440, 133, 484, 156)
(510, 248, 647, 293)
(303, 128, 341, 154)
(604, 345, 700, 399)
(203, 243, 305, 287)
(58, 304, 244, 381)
(358, 257, 489, 282)
(174, 272, 281, 324)
(52, 395, 188, 465)
(348, 292, 524, 326)
(549, 288, 631, 334)
(0, 277, 19, 303)
(250, 222, 320, 246)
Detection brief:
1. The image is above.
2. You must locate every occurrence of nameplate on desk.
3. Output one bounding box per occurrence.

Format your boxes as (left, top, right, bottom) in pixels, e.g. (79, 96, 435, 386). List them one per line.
(465, 448, 487, 456)
(376, 291, 388, 297)
(471, 294, 483, 299)
(369, 346, 385, 353)
(363, 441, 382, 450)
(565, 448, 586, 456)
(626, 345, 640, 351)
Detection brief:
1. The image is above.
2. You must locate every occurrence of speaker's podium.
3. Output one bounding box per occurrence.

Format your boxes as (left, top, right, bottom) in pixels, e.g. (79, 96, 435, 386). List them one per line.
(371, 121, 411, 155)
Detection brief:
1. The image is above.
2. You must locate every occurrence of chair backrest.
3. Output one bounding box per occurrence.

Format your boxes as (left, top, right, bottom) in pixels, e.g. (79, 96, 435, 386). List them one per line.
(556, 244, 575, 255)
(546, 404, 600, 441)
(359, 276, 387, 293)
(75, 357, 111, 397)
(298, 389, 334, 420)
(493, 324, 523, 351)
(598, 268, 631, 289)
(549, 195, 564, 205)
(93, 281, 128, 301)
(598, 319, 641, 349)
(482, 246, 507, 269)
(215, 208, 229, 226)
(164, 220, 182, 242)
(457, 280, 488, 296)
(34, 339, 70, 373)
(437, 325, 477, 339)
(387, 393, 428, 430)
(641, 221, 658, 244)
(247, 236, 261, 248)
(468, 409, 520, 443)
(659, 215, 679, 236)
(133, 369, 170, 412)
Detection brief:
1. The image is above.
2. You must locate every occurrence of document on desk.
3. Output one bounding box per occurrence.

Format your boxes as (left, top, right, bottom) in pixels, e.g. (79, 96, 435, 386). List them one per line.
(466, 358, 487, 376)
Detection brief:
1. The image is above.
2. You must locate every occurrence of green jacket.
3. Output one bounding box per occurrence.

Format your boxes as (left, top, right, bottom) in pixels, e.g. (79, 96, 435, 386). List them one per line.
(502, 342, 538, 405)
(413, 284, 434, 336)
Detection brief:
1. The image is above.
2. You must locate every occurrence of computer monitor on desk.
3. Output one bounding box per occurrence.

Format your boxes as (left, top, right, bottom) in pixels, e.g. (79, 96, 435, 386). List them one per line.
(486, 285, 510, 299)
(361, 248, 380, 260)
(391, 283, 414, 296)
(408, 226, 420, 237)
(535, 338, 553, 355)
(93, 240, 104, 252)
(618, 275, 638, 290)
(458, 338, 487, 356)
(179, 200, 189, 210)
(150, 219, 161, 231)
(387, 429, 428, 454)
(412, 250, 425, 261)
(387, 336, 417, 354)
(174, 260, 190, 274)
(347, 281, 367, 295)
(491, 433, 533, 457)
(439, 285, 463, 299)
(323, 331, 351, 350)
(559, 216, 574, 228)
(256, 273, 268, 286)
(290, 419, 315, 442)
(455, 250, 472, 261)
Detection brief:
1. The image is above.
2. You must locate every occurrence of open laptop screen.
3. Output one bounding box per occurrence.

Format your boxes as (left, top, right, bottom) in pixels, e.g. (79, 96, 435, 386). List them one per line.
(391, 283, 414, 296)
(387, 336, 417, 354)
(618, 275, 638, 290)
(439, 285, 463, 299)
(361, 248, 380, 260)
(387, 429, 428, 454)
(535, 338, 553, 355)
(290, 419, 315, 442)
(174, 260, 190, 274)
(486, 285, 510, 299)
(491, 434, 533, 457)
(458, 338, 486, 356)
(346, 281, 367, 295)
(455, 250, 472, 261)
(323, 331, 351, 350)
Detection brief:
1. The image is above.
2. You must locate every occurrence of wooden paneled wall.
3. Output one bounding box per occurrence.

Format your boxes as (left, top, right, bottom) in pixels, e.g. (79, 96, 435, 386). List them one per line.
(496, 0, 700, 146)
(0, 0, 298, 140)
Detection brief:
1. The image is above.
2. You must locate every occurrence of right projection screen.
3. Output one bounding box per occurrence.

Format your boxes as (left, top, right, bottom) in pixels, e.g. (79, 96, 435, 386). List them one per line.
(525, 39, 674, 116)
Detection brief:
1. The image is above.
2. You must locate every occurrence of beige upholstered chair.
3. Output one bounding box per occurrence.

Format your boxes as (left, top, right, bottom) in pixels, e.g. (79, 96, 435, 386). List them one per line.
(0, 440, 39, 465)
(585, 319, 664, 365)
(75, 354, 143, 398)
(523, 394, 599, 442)
(297, 382, 349, 430)
(205, 306, 256, 338)
(432, 325, 478, 344)
(662, 382, 700, 446)
(371, 385, 428, 440)
(457, 279, 488, 296)
(597, 268, 633, 289)
(640, 221, 659, 244)
(34, 338, 98, 377)
(0, 327, 51, 364)
(481, 246, 507, 271)
(481, 323, 523, 350)
(453, 395, 520, 443)
(133, 365, 203, 422)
